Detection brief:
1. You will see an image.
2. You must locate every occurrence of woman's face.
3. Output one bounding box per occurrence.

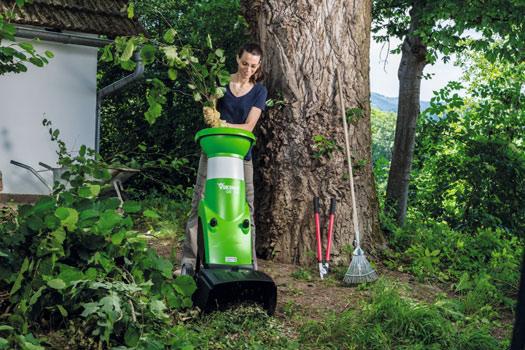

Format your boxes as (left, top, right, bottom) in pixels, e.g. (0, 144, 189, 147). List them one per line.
(236, 51, 261, 80)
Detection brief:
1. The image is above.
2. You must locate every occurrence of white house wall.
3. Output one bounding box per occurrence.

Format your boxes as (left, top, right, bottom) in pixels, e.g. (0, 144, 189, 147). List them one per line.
(0, 39, 98, 195)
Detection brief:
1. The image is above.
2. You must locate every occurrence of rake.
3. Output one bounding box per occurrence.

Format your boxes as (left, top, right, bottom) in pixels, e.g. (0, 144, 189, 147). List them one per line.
(337, 70, 378, 285)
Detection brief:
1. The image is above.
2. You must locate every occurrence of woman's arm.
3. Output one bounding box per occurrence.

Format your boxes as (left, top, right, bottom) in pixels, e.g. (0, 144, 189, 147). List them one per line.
(224, 106, 263, 132)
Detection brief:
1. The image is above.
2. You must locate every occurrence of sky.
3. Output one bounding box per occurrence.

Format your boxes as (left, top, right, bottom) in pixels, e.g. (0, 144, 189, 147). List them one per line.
(369, 37, 464, 101)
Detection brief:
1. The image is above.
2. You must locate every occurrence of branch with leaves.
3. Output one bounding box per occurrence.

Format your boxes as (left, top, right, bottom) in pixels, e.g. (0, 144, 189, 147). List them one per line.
(0, 0, 54, 75)
(100, 26, 230, 126)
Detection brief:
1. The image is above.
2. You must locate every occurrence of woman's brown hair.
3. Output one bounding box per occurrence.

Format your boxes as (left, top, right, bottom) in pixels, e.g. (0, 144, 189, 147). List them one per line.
(238, 43, 264, 83)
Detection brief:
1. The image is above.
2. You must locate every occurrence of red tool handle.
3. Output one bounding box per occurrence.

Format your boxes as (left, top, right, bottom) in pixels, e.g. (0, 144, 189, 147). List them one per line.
(314, 197, 322, 263)
(325, 198, 336, 262)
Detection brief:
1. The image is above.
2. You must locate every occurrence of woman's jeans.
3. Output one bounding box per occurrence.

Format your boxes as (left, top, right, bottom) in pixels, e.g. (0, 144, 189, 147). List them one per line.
(181, 154, 257, 270)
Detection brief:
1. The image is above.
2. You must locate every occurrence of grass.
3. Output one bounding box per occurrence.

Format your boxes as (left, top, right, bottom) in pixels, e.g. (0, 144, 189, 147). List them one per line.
(298, 278, 502, 350)
(184, 305, 299, 349)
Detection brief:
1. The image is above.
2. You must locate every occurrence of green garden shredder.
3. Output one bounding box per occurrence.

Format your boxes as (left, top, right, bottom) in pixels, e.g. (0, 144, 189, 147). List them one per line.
(191, 127, 277, 314)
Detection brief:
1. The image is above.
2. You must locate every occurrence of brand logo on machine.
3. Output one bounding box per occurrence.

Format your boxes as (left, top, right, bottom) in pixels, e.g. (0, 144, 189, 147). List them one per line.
(217, 182, 239, 192)
(225, 256, 237, 263)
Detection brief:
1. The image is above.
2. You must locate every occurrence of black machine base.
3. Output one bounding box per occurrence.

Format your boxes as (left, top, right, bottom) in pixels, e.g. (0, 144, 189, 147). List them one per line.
(193, 268, 277, 315)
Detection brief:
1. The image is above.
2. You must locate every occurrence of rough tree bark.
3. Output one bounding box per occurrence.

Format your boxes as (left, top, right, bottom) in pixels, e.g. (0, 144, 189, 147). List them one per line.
(241, 0, 384, 265)
(385, 7, 427, 226)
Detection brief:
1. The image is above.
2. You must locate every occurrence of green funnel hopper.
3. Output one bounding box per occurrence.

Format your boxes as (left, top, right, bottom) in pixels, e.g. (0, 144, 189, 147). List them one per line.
(192, 127, 277, 314)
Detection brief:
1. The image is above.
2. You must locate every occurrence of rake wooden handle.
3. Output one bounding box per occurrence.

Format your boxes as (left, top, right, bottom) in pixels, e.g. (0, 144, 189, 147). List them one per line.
(337, 69, 361, 246)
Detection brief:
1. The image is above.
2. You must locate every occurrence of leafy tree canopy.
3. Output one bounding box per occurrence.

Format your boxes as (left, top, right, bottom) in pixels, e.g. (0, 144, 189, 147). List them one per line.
(412, 51, 525, 233)
(373, 0, 525, 63)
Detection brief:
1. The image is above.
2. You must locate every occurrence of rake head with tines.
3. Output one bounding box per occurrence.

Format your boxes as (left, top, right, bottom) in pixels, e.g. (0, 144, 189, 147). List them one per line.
(343, 246, 378, 284)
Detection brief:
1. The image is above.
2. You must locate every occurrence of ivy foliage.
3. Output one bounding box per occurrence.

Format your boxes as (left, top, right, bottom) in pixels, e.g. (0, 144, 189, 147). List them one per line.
(0, 0, 53, 75)
(0, 126, 197, 348)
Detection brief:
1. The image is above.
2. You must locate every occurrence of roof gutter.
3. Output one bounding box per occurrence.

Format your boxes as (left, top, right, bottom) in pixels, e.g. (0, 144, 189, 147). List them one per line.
(96, 52, 145, 153)
(15, 26, 112, 47)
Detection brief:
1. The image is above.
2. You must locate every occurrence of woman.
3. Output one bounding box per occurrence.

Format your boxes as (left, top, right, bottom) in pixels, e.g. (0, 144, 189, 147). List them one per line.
(180, 43, 267, 275)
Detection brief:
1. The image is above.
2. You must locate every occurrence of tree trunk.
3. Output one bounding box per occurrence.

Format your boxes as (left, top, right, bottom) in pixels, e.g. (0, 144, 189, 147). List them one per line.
(385, 8, 427, 226)
(241, 0, 384, 265)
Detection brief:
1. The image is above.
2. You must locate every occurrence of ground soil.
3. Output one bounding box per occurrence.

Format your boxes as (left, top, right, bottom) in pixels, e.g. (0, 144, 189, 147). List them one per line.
(157, 238, 455, 319)
(152, 235, 515, 341)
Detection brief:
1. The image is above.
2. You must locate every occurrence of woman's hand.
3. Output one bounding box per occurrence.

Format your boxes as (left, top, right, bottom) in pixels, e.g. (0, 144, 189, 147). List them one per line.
(203, 106, 225, 127)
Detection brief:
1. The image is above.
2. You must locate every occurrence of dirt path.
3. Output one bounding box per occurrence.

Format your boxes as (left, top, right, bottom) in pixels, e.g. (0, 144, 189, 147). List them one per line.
(155, 237, 446, 322)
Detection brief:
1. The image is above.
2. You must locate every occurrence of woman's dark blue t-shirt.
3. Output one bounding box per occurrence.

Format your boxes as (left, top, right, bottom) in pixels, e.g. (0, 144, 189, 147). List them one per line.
(217, 82, 267, 160)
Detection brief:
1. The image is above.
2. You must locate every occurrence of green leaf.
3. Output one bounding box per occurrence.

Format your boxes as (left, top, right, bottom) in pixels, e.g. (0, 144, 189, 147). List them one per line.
(85, 268, 98, 281)
(0, 337, 7, 349)
(111, 230, 125, 245)
(143, 209, 160, 219)
(55, 207, 79, 231)
(29, 57, 44, 67)
(29, 286, 46, 306)
(163, 29, 177, 44)
(193, 91, 202, 102)
(127, 2, 134, 19)
(218, 70, 230, 85)
(145, 98, 162, 125)
(121, 58, 136, 71)
(93, 252, 114, 272)
(206, 34, 213, 49)
(81, 302, 99, 317)
(181, 297, 193, 308)
(2, 23, 16, 38)
(0, 325, 14, 331)
(149, 299, 168, 318)
(97, 211, 122, 232)
(44, 50, 54, 58)
(47, 278, 67, 290)
(56, 305, 68, 317)
(78, 184, 101, 199)
(33, 196, 56, 214)
(79, 209, 100, 220)
(18, 42, 34, 53)
(44, 214, 60, 229)
(10, 257, 30, 295)
(100, 45, 113, 62)
(155, 257, 173, 279)
(26, 215, 45, 231)
(140, 44, 156, 64)
(124, 325, 140, 347)
(120, 39, 135, 62)
(100, 293, 121, 318)
(57, 264, 85, 285)
(168, 68, 177, 80)
(214, 48, 224, 58)
(173, 275, 197, 297)
(122, 201, 141, 213)
(162, 46, 177, 61)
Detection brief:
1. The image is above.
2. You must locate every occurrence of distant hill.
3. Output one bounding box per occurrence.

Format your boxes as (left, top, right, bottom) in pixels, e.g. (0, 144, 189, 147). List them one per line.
(371, 92, 430, 113)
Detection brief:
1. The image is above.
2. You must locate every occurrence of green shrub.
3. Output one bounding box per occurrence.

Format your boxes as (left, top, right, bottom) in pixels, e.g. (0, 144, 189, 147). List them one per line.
(386, 218, 522, 302)
(0, 137, 196, 348)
